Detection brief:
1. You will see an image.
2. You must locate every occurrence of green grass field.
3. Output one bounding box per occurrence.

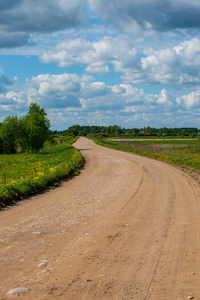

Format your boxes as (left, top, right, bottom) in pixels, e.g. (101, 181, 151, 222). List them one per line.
(96, 137, 200, 174)
(0, 138, 84, 207)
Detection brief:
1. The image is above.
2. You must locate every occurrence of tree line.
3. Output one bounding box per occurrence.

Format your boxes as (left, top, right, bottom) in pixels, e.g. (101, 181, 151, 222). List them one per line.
(1, 108, 199, 155)
(55, 124, 199, 138)
(0, 103, 50, 154)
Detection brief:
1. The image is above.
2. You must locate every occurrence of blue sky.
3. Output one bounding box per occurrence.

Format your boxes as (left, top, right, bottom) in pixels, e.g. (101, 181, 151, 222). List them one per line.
(0, 0, 200, 130)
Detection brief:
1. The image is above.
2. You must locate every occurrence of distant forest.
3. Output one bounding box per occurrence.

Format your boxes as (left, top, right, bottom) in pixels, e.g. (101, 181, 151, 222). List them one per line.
(54, 125, 200, 138)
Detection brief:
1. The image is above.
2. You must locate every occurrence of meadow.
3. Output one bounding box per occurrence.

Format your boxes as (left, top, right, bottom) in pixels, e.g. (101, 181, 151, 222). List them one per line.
(96, 137, 200, 174)
(0, 138, 84, 207)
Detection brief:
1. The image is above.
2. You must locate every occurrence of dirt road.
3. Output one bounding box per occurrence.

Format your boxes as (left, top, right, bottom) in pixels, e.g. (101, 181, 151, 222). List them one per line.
(0, 137, 200, 300)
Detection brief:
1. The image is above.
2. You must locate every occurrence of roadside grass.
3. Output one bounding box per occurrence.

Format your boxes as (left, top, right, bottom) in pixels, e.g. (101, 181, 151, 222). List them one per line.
(0, 138, 84, 208)
(95, 138, 200, 174)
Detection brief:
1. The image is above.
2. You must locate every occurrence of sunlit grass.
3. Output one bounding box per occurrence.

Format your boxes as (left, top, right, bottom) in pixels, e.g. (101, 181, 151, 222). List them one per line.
(0, 138, 84, 207)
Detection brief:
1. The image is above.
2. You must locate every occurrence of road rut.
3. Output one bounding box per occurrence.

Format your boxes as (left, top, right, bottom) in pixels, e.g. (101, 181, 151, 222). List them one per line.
(0, 137, 200, 299)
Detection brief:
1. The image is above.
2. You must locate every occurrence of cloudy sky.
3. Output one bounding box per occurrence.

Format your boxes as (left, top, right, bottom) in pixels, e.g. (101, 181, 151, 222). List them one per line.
(0, 0, 200, 130)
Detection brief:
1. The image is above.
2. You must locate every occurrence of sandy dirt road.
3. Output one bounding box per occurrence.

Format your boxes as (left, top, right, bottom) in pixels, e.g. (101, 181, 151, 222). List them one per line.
(0, 137, 200, 300)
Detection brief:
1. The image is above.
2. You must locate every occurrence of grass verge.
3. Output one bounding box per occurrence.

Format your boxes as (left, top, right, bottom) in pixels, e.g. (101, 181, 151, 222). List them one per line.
(0, 138, 84, 208)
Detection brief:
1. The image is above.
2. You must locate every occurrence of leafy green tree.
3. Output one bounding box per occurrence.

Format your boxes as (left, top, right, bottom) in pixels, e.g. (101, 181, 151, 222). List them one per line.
(65, 125, 80, 137)
(25, 103, 50, 153)
(1, 115, 19, 154)
(17, 116, 29, 152)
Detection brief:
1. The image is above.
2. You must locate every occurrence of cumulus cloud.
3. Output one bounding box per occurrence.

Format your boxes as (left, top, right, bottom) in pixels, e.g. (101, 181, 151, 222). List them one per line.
(0, 0, 83, 48)
(0, 73, 153, 113)
(80, 83, 145, 110)
(122, 38, 200, 89)
(85, 63, 110, 75)
(25, 73, 92, 108)
(157, 89, 173, 106)
(41, 37, 200, 89)
(41, 36, 140, 74)
(0, 90, 27, 119)
(88, 0, 200, 34)
(2, 73, 181, 114)
(177, 90, 200, 109)
(0, 72, 199, 128)
(25, 74, 145, 112)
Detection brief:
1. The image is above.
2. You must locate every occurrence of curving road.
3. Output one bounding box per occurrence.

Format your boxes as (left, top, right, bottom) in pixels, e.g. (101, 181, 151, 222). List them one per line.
(0, 137, 200, 299)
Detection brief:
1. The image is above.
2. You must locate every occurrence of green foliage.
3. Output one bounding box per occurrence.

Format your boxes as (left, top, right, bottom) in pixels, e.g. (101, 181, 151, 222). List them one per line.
(1, 115, 19, 154)
(25, 103, 50, 153)
(0, 136, 3, 154)
(0, 138, 84, 208)
(0, 103, 51, 154)
(18, 116, 29, 152)
(62, 125, 199, 138)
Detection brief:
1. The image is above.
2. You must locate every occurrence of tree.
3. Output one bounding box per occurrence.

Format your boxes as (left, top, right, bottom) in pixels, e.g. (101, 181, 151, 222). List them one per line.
(0, 103, 51, 154)
(65, 124, 81, 137)
(25, 103, 50, 153)
(1, 115, 19, 154)
(17, 116, 29, 152)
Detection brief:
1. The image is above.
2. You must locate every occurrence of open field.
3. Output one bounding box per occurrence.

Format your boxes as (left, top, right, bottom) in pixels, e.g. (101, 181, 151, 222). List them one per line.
(0, 138, 84, 207)
(96, 137, 200, 174)
(108, 138, 198, 142)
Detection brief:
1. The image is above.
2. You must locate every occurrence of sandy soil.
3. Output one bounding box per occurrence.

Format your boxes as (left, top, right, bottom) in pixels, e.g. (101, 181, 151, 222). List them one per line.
(0, 137, 200, 300)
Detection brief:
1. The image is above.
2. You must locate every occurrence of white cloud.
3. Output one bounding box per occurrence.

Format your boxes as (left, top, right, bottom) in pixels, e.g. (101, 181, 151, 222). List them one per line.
(25, 73, 93, 108)
(0, 90, 27, 119)
(157, 89, 173, 106)
(81, 81, 110, 98)
(177, 90, 200, 108)
(41, 37, 200, 89)
(0, 72, 199, 129)
(122, 38, 200, 89)
(85, 63, 110, 75)
(41, 37, 140, 74)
